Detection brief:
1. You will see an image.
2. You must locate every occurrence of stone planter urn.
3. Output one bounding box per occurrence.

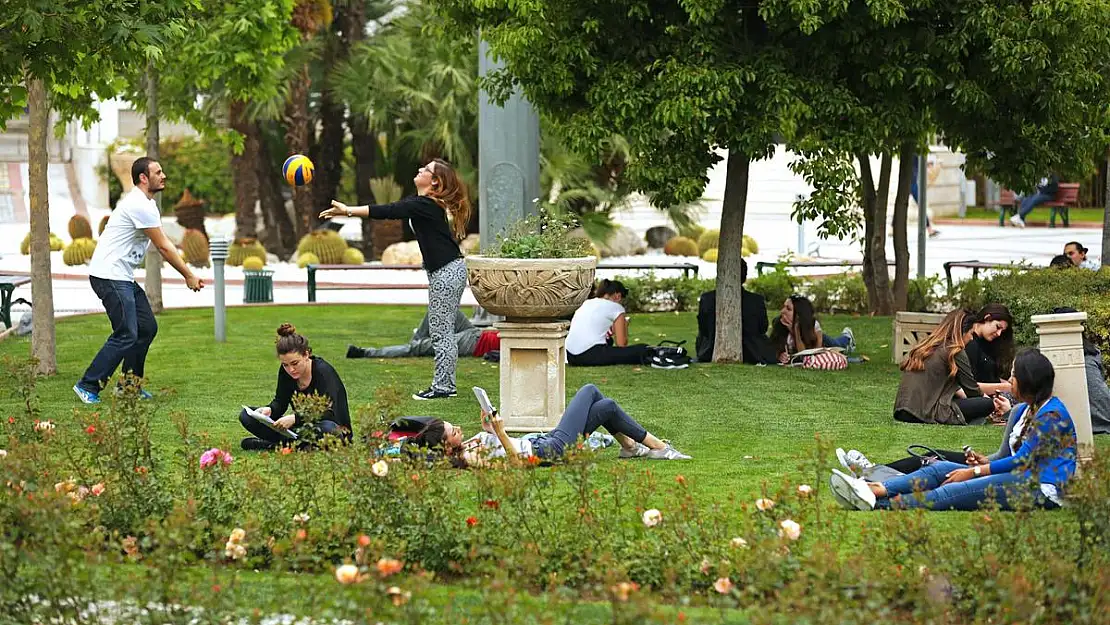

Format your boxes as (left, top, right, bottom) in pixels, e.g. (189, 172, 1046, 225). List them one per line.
(465, 256, 597, 320)
(465, 255, 597, 432)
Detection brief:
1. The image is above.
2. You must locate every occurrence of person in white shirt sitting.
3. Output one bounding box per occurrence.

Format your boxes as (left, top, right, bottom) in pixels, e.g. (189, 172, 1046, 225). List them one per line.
(73, 157, 204, 404)
(408, 384, 691, 467)
(565, 280, 650, 367)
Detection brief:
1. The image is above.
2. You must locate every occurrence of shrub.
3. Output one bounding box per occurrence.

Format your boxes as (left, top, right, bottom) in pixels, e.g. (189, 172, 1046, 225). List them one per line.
(906, 275, 943, 313)
(745, 261, 801, 310)
(487, 210, 594, 259)
(616, 274, 715, 313)
(806, 272, 869, 314)
(662, 236, 698, 257)
(159, 137, 235, 214)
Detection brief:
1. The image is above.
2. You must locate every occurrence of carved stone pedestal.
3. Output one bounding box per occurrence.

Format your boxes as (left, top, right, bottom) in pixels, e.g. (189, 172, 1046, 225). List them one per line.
(495, 321, 569, 433)
(1031, 312, 1093, 462)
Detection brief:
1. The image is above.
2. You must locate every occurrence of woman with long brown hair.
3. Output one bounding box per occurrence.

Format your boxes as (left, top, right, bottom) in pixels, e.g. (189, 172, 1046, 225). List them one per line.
(893, 308, 994, 425)
(322, 159, 471, 400)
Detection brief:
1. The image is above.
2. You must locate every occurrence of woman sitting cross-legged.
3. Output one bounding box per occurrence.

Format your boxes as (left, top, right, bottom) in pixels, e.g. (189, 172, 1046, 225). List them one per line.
(566, 280, 652, 367)
(239, 324, 352, 450)
(409, 384, 690, 467)
(830, 349, 1076, 511)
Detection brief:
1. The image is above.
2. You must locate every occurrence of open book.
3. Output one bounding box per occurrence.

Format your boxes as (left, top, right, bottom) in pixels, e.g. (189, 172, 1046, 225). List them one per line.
(472, 386, 496, 416)
(241, 406, 298, 440)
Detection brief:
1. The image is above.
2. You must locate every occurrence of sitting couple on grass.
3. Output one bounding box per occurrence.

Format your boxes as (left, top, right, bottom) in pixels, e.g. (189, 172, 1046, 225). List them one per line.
(830, 348, 1076, 512)
(407, 384, 690, 467)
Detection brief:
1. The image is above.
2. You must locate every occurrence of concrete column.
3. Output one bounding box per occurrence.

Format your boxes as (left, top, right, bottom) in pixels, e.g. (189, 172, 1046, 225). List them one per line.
(478, 38, 541, 252)
(1031, 312, 1093, 462)
(495, 321, 569, 432)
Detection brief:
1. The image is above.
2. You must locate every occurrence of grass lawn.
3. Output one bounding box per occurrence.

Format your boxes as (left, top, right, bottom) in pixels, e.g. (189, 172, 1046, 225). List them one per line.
(959, 206, 1105, 223)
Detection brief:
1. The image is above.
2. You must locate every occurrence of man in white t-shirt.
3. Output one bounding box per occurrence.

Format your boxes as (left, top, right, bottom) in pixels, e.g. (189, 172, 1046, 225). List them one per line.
(73, 157, 204, 404)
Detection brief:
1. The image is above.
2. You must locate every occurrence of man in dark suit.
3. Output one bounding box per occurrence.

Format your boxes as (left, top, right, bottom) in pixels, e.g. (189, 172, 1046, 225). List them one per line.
(696, 259, 775, 364)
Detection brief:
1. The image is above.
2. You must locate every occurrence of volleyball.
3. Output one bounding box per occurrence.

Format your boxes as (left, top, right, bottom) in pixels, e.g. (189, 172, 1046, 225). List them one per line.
(282, 154, 314, 186)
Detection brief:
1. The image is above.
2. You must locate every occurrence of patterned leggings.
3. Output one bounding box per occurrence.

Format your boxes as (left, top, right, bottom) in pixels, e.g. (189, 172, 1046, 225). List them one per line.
(427, 258, 468, 392)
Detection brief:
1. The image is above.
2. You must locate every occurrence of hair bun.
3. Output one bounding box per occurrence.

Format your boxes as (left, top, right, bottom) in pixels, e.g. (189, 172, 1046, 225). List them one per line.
(277, 323, 297, 337)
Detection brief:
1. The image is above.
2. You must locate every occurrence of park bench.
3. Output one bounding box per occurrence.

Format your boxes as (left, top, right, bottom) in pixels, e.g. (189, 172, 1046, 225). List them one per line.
(755, 259, 895, 276)
(306, 261, 700, 302)
(997, 183, 1080, 227)
(942, 260, 1019, 292)
(0, 275, 31, 329)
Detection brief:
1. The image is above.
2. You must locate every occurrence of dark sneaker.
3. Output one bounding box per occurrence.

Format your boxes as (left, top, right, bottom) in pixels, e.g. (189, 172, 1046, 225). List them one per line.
(346, 344, 364, 359)
(114, 386, 154, 400)
(412, 387, 457, 400)
(73, 384, 101, 404)
(241, 437, 277, 451)
(650, 356, 689, 370)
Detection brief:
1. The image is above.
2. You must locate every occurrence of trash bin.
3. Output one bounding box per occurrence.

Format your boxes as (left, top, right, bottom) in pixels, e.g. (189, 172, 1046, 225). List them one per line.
(243, 270, 274, 304)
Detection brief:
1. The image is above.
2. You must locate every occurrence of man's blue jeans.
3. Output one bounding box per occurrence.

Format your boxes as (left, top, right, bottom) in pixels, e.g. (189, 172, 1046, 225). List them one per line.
(1018, 191, 1055, 219)
(879, 461, 1054, 511)
(77, 277, 158, 393)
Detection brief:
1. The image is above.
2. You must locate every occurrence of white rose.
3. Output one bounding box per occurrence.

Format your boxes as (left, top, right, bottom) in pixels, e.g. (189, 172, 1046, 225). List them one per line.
(371, 460, 389, 477)
(729, 537, 749, 549)
(797, 484, 813, 497)
(778, 519, 802, 541)
(335, 564, 360, 584)
(641, 508, 662, 528)
(228, 528, 246, 544)
(293, 513, 310, 524)
(755, 498, 775, 511)
(0, 449, 7, 459)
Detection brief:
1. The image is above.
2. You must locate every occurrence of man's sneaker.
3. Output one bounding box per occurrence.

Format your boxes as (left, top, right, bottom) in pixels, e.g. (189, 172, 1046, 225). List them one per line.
(73, 385, 101, 404)
(241, 437, 276, 451)
(1010, 214, 1026, 228)
(645, 444, 691, 460)
(412, 388, 457, 400)
(650, 356, 689, 370)
(114, 386, 154, 400)
(841, 327, 856, 353)
(835, 448, 875, 478)
(618, 442, 651, 459)
(346, 344, 364, 359)
(829, 469, 877, 510)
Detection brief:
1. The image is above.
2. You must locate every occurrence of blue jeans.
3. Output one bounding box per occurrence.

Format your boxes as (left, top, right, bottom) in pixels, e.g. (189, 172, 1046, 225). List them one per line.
(238, 407, 343, 448)
(822, 332, 852, 350)
(880, 461, 1055, 511)
(1018, 191, 1055, 219)
(77, 277, 158, 393)
(531, 384, 648, 459)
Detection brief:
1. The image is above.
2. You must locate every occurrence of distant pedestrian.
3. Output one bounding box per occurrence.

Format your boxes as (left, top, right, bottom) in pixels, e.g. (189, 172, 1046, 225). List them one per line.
(1010, 175, 1060, 228)
(1063, 241, 1100, 270)
(74, 157, 204, 404)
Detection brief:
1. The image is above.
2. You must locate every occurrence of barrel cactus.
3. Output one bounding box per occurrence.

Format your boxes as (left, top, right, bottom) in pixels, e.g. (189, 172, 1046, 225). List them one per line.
(663, 236, 699, 257)
(180, 229, 210, 268)
(20, 233, 30, 255)
(742, 234, 759, 254)
(227, 237, 267, 267)
(296, 230, 348, 264)
(98, 215, 110, 236)
(242, 256, 265, 271)
(701, 248, 719, 263)
(68, 214, 93, 240)
(341, 247, 365, 265)
(50, 233, 64, 251)
(63, 238, 97, 266)
(297, 252, 320, 269)
(696, 229, 719, 255)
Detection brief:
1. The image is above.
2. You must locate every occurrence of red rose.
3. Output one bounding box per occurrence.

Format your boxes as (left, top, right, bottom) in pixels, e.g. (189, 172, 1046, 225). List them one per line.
(482, 499, 500, 510)
(466, 516, 478, 527)
(86, 425, 96, 434)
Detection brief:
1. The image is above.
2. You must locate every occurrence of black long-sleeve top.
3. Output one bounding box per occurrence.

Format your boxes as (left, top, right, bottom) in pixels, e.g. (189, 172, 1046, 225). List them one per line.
(369, 196, 461, 272)
(267, 356, 351, 432)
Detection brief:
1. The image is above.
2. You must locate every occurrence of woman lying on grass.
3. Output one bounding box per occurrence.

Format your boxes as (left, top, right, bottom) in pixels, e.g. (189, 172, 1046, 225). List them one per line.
(410, 384, 690, 467)
(831, 349, 1076, 511)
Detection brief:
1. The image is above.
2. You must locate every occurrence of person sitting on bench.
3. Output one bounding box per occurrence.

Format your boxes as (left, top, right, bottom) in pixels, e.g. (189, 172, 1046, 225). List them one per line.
(347, 311, 499, 360)
(695, 259, 776, 364)
(1010, 174, 1059, 228)
(566, 280, 651, 367)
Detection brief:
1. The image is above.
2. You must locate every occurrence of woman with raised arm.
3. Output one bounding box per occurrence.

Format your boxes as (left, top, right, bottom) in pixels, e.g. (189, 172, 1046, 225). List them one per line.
(321, 159, 470, 401)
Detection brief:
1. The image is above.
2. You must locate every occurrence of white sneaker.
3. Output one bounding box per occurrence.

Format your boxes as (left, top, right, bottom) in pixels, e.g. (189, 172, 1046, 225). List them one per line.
(618, 442, 650, 459)
(645, 444, 691, 460)
(835, 448, 874, 477)
(1010, 214, 1025, 228)
(829, 469, 877, 511)
(841, 327, 856, 353)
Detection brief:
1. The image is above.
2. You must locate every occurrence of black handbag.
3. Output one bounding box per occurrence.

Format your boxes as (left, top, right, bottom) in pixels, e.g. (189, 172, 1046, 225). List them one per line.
(906, 444, 946, 467)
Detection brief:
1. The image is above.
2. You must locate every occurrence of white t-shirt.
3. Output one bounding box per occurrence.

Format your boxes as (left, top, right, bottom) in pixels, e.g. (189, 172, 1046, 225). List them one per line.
(565, 298, 626, 355)
(89, 187, 163, 281)
(786, 320, 822, 352)
(464, 432, 533, 459)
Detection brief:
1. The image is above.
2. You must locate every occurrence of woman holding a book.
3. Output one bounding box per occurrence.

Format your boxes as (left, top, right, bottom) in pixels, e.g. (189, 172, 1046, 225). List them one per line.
(238, 324, 352, 451)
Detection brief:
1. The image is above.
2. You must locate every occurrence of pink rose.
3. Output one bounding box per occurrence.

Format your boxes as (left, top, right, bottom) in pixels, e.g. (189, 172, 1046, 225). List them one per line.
(90, 483, 105, 497)
(200, 448, 233, 469)
(713, 577, 733, 594)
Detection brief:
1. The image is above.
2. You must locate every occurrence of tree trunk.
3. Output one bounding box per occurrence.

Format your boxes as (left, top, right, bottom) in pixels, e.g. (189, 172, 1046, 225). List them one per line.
(1103, 153, 1110, 268)
(284, 65, 315, 239)
(255, 123, 297, 259)
(311, 13, 347, 213)
(144, 65, 164, 314)
(857, 153, 877, 312)
(891, 144, 914, 311)
(27, 78, 56, 375)
(857, 152, 895, 315)
(713, 152, 749, 363)
(350, 115, 381, 256)
(229, 99, 260, 240)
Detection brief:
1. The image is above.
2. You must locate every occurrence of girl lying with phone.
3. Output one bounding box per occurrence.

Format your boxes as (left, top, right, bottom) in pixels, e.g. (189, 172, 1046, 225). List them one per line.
(409, 384, 690, 467)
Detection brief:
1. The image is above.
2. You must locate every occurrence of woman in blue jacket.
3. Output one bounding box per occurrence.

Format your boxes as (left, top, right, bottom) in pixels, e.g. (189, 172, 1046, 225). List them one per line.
(830, 348, 1076, 511)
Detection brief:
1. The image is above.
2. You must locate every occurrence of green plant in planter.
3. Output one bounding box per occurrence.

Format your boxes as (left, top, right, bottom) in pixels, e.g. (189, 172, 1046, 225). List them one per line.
(487, 211, 594, 259)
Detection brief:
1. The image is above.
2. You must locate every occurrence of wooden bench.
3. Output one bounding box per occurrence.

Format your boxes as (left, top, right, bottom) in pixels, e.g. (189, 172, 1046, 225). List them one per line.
(755, 259, 895, 276)
(997, 183, 1080, 227)
(893, 311, 946, 364)
(0, 275, 31, 329)
(306, 261, 701, 302)
(942, 260, 1018, 292)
